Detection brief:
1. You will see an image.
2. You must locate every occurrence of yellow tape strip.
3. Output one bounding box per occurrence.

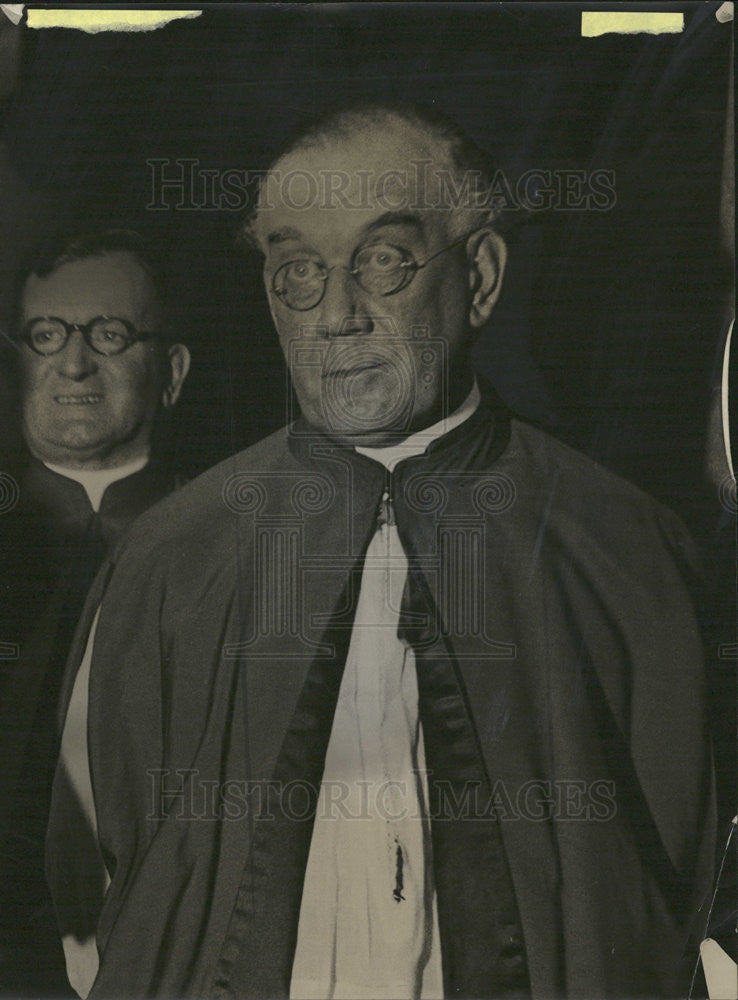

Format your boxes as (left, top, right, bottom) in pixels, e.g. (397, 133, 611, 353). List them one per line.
(26, 9, 201, 33)
(581, 11, 683, 36)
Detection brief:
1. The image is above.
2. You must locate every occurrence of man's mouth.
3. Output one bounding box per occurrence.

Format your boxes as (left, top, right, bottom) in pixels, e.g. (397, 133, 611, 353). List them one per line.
(54, 394, 104, 405)
(323, 363, 384, 379)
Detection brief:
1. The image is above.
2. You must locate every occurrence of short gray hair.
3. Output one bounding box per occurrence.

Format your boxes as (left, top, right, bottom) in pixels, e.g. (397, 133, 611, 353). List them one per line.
(238, 100, 512, 251)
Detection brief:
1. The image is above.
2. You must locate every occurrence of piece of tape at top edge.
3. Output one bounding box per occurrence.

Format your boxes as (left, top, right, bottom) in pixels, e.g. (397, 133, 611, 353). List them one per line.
(716, 3, 733, 23)
(24, 9, 202, 33)
(581, 11, 684, 37)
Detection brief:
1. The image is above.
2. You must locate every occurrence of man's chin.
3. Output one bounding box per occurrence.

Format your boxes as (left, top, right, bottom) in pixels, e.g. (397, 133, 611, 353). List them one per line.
(304, 409, 434, 448)
(52, 428, 111, 452)
(301, 382, 418, 436)
(299, 385, 455, 446)
(27, 426, 116, 467)
(330, 427, 408, 447)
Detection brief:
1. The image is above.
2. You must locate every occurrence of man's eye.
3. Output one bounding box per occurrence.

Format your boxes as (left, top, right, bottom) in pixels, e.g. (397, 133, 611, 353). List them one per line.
(29, 324, 63, 346)
(355, 245, 405, 271)
(285, 260, 319, 282)
(90, 321, 131, 350)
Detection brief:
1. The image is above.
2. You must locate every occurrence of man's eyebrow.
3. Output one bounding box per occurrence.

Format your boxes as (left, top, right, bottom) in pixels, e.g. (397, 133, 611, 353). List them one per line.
(265, 212, 424, 247)
(266, 226, 306, 246)
(363, 212, 425, 235)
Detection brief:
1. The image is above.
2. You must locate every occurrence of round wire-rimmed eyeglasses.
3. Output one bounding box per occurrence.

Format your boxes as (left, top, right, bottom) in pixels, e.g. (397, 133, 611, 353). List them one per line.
(271, 232, 473, 312)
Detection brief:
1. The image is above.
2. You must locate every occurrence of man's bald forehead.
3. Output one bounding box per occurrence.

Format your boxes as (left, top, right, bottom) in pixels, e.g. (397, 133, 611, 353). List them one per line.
(266, 109, 457, 196)
(286, 106, 455, 162)
(243, 102, 501, 249)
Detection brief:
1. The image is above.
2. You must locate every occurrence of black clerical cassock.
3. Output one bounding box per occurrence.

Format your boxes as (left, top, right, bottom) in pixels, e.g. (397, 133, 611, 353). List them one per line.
(0, 457, 180, 996)
(49, 384, 714, 998)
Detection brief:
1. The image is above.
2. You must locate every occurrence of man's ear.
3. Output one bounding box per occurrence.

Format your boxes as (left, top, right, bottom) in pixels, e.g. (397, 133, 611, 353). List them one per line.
(161, 343, 191, 409)
(466, 228, 507, 328)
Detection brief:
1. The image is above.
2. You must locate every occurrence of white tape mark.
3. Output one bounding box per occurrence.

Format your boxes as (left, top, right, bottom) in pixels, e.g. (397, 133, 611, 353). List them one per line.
(0, 4, 24, 26)
(581, 12, 684, 37)
(26, 9, 201, 33)
(716, 3, 733, 23)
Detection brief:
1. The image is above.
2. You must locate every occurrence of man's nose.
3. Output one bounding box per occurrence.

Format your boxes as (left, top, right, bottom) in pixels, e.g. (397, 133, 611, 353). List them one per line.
(320, 267, 374, 338)
(54, 330, 99, 379)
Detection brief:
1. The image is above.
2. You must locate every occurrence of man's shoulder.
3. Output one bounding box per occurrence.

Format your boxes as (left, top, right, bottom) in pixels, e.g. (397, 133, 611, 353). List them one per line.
(508, 418, 651, 500)
(503, 418, 695, 555)
(111, 426, 295, 561)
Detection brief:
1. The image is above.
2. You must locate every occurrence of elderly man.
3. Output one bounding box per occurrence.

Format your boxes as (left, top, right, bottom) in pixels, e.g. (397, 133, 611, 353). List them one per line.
(0, 229, 190, 996)
(50, 106, 713, 999)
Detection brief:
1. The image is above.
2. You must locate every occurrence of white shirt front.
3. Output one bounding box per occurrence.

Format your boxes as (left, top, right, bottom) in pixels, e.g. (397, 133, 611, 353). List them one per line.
(290, 382, 480, 1000)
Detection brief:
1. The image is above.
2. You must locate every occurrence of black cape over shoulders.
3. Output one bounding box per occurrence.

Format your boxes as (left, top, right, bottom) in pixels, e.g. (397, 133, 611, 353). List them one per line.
(49, 388, 715, 998)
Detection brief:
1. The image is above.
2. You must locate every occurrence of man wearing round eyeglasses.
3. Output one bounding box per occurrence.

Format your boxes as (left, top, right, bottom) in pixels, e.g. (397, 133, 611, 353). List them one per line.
(48, 106, 713, 1000)
(255, 113, 505, 446)
(0, 230, 190, 997)
(18, 243, 189, 475)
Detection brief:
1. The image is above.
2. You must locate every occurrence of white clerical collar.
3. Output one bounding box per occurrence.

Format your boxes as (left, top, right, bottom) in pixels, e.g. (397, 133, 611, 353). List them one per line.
(356, 379, 481, 473)
(43, 454, 150, 513)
